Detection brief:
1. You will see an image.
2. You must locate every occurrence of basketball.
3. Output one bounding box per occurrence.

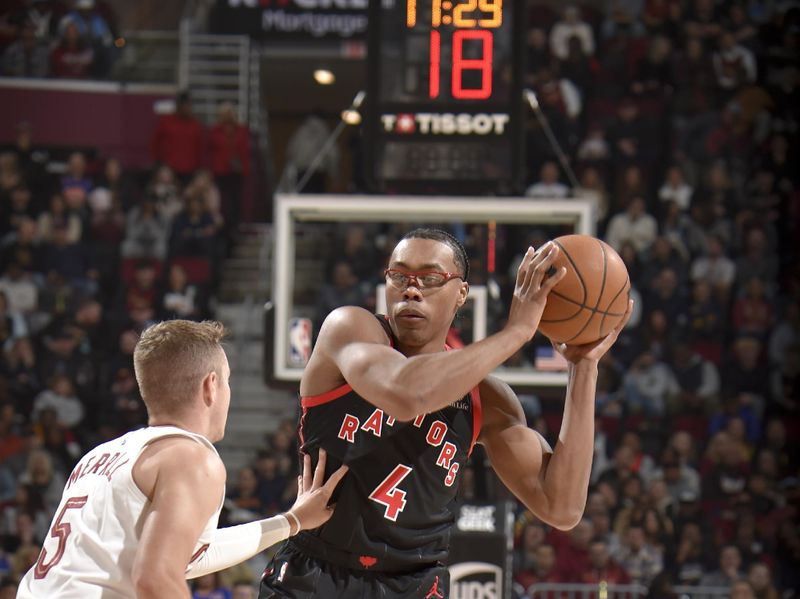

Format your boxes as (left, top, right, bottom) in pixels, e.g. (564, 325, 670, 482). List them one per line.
(538, 235, 631, 346)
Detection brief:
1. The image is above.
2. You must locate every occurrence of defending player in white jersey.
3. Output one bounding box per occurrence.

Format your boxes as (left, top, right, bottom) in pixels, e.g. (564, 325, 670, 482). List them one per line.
(17, 319, 347, 599)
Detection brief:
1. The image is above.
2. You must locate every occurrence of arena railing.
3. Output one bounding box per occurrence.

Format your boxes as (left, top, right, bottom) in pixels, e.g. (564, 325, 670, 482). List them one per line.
(525, 582, 732, 599)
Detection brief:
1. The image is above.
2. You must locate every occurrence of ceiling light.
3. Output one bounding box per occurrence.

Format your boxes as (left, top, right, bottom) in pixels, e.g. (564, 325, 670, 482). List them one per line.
(341, 108, 361, 125)
(313, 69, 335, 85)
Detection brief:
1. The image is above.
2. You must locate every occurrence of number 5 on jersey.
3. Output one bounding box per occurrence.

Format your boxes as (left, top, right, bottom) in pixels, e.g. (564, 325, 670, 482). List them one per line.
(34, 495, 88, 579)
(369, 464, 413, 521)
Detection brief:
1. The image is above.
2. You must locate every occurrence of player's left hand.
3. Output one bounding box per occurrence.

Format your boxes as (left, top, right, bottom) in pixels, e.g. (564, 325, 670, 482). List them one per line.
(553, 299, 634, 364)
(285, 448, 348, 534)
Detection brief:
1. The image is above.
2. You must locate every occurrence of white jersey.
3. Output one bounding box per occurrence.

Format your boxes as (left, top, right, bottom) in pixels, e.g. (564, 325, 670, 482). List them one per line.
(17, 426, 224, 599)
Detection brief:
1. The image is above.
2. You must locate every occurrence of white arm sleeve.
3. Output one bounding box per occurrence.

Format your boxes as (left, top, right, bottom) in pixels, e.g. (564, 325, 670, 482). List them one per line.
(185, 515, 291, 579)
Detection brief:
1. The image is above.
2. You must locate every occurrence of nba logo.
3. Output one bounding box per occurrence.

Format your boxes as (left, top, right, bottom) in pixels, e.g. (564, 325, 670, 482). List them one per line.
(288, 318, 312, 366)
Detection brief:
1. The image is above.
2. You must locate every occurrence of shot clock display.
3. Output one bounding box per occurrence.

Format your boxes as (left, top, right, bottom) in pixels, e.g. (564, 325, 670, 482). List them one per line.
(365, 0, 525, 193)
(409, 0, 503, 101)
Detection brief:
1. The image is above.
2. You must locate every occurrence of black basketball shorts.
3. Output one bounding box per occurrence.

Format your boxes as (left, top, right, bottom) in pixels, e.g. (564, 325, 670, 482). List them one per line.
(258, 541, 450, 599)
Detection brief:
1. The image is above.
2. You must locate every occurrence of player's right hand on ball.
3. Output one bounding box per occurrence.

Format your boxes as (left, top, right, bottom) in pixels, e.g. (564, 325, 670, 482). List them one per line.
(506, 242, 566, 341)
(285, 448, 348, 534)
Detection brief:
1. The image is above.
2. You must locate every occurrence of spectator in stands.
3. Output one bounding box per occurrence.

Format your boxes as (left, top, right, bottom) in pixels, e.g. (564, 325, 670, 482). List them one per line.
(525, 161, 570, 199)
(577, 166, 610, 225)
(658, 165, 693, 212)
(515, 541, 560, 591)
(33, 406, 81, 472)
(559, 35, 594, 97)
(700, 544, 744, 590)
(0, 154, 22, 202)
(145, 164, 183, 223)
(525, 28, 550, 78)
(253, 450, 288, 516)
(532, 66, 583, 148)
(159, 263, 203, 321)
(313, 260, 369, 333)
(684, 0, 722, 42)
(17, 448, 63, 514)
(185, 170, 224, 238)
(732, 277, 773, 340)
(702, 432, 750, 521)
(602, 0, 646, 38)
(326, 224, 380, 285)
(95, 157, 136, 212)
(191, 571, 231, 599)
(631, 35, 675, 99)
(50, 18, 93, 78)
(551, 518, 593, 582)
(209, 102, 250, 236)
(735, 228, 778, 296)
(642, 0, 682, 37)
(232, 581, 256, 599)
(549, 6, 595, 60)
(1, 20, 48, 77)
(0, 263, 37, 319)
(641, 236, 688, 291)
(31, 374, 82, 430)
(0, 291, 28, 352)
(669, 339, 720, 415)
(770, 343, 799, 414)
(3, 338, 39, 410)
(713, 31, 757, 92)
(623, 350, 678, 416)
(285, 111, 338, 193)
(685, 279, 725, 364)
(606, 197, 659, 254)
(227, 466, 263, 518)
(0, 576, 16, 597)
(25, 0, 67, 43)
(721, 336, 769, 409)
(37, 192, 82, 245)
(58, 0, 114, 77)
(620, 431, 657, 483)
(690, 234, 736, 301)
(614, 523, 664, 586)
(652, 447, 701, 505)
(578, 537, 631, 584)
(60, 151, 92, 219)
(608, 99, 654, 171)
(668, 521, 707, 586)
(151, 91, 205, 182)
(0, 187, 38, 239)
(120, 197, 169, 261)
(747, 562, 779, 599)
(577, 125, 612, 165)
(169, 195, 217, 258)
(117, 259, 158, 327)
(645, 269, 687, 329)
(41, 223, 97, 296)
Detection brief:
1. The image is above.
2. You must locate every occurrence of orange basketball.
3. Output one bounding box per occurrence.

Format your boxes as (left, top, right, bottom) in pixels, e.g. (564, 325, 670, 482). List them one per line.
(538, 235, 630, 345)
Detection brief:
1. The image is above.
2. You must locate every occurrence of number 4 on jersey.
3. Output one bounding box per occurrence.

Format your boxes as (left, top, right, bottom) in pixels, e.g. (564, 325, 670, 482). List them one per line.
(369, 464, 413, 521)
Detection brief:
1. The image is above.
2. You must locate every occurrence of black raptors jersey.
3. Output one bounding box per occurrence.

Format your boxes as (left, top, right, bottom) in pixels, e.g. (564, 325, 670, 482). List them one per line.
(295, 319, 481, 573)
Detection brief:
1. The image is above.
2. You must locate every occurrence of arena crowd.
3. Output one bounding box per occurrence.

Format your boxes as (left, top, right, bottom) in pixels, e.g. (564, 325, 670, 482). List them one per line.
(0, 0, 797, 597)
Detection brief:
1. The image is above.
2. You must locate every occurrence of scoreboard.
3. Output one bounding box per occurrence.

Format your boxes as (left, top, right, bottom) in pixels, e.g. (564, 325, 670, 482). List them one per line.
(365, 0, 526, 194)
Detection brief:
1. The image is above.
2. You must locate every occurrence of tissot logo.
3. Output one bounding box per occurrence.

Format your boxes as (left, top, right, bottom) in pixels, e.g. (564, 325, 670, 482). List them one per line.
(381, 113, 509, 136)
(449, 562, 501, 599)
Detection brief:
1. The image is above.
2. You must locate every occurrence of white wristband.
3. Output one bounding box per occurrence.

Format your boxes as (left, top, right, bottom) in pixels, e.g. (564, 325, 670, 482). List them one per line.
(286, 511, 301, 534)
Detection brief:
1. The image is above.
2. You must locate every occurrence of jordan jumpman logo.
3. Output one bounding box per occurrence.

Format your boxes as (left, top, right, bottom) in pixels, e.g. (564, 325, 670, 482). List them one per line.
(425, 575, 444, 598)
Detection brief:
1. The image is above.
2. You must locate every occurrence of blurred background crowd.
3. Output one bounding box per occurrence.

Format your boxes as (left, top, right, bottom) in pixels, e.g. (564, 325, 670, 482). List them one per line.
(0, 0, 798, 597)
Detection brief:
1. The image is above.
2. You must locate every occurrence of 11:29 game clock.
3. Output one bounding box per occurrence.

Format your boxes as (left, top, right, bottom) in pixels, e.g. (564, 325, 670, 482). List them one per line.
(365, 0, 525, 194)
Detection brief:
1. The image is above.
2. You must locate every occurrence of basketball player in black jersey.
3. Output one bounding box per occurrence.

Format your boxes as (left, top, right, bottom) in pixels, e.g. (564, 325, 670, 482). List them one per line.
(260, 229, 633, 598)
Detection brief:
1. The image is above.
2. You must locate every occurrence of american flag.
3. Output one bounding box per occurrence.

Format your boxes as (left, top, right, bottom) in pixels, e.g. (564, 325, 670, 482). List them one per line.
(534, 345, 568, 371)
